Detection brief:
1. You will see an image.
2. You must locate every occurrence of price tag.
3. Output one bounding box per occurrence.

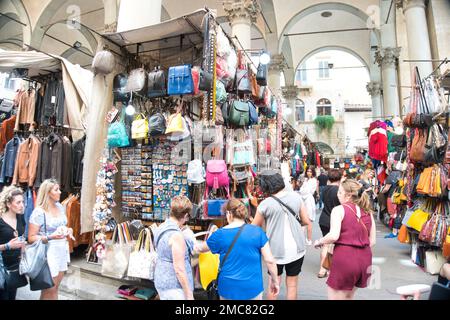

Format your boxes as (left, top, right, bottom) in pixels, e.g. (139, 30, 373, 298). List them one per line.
(51, 96, 56, 104)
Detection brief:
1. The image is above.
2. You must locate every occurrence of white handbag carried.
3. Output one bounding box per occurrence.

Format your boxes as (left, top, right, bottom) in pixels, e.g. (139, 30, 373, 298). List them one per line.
(127, 228, 157, 280)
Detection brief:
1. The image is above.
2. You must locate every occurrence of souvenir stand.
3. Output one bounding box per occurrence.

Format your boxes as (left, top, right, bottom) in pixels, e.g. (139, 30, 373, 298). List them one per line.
(86, 8, 283, 293)
(0, 50, 93, 253)
(370, 66, 450, 274)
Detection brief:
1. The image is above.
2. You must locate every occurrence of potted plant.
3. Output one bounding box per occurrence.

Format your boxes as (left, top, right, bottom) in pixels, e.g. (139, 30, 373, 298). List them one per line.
(314, 115, 335, 133)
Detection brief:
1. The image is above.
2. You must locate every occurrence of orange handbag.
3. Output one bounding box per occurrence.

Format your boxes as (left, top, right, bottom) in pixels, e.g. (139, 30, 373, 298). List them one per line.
(410, 129, 427, 163)
(398, 225, 410, 244)
(443, 227, 450, 259)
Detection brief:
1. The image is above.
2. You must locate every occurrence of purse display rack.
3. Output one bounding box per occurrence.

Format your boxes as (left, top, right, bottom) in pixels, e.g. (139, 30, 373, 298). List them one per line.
(141, 145, 154, 219)
(121, 146, 143, 219)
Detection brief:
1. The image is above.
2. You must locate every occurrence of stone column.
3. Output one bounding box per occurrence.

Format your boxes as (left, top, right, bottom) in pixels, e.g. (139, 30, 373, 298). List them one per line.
(268, 54, 287, 99)
(281, 85, 299, 126)
(223, 0, 260, 51)
(396, 0, 433, 76)
(117, 0, 162, 33)
(366, 81, 383, 118)
(103, 0, 119, 33)
(376, 47, 401, 117)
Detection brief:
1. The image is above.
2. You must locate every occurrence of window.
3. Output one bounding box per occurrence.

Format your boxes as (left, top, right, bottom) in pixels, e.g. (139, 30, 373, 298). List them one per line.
(295, 99, 305, 122)
(318, 61, 330, 79)
(317, 98, 332, 116)
(4, 74, 15, 90)
(296, 63, 307, 84)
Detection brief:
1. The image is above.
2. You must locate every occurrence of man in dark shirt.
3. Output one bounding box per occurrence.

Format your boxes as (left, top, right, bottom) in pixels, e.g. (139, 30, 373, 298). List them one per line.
(317, 169, 329, 209)
(317, 169, 341, 278)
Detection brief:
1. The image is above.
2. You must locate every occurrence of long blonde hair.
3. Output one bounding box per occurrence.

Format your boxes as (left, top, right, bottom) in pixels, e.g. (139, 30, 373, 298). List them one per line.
(341, 179, 373, 214)
(36, 179, 59, 212)
(0, 186, 24, 217)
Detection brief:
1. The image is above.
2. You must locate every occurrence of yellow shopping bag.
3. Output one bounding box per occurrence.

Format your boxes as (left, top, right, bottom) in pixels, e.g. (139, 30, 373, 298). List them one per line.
(407, 209, 430, 232)
(198, 252, 220, 290)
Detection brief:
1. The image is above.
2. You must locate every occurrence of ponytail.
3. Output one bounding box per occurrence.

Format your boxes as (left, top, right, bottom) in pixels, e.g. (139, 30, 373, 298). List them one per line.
(355, 190, 373, 214)
(341, 179, 373, 214)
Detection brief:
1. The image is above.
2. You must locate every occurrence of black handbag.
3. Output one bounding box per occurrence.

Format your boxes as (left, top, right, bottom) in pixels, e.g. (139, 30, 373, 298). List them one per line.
(256, 63, 267, 86)
(4, 269, 28, 289)
(198, 69, 213, 92)
(113, 73, 130, 102)
(148, 113, 166, 136)
(147, 69, 167, 98)
(207, 224, 245, 300)
(391, 134, 406, 148)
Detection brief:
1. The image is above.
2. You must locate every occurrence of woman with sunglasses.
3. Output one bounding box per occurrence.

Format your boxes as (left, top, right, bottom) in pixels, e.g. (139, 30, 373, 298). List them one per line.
(154, 195, 195, 300)
(28, 179, 73, 300)
(0, 186, 27, 300)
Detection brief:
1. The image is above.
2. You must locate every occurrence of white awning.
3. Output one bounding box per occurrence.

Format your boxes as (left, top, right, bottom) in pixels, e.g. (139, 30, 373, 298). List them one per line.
(0, 50, 61, 76)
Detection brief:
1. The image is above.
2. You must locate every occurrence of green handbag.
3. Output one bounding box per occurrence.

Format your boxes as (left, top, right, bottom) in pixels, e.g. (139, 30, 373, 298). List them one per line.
(229, 100, 250, 126)
(107, 110, 130, 148)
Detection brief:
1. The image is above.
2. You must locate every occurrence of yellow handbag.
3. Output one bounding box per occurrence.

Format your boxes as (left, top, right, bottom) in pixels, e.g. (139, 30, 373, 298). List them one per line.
(198, 252, 220, 290)
(131, 114, 149, 139)
(165, 113, 184, 134)
(407, 209, 430, 232)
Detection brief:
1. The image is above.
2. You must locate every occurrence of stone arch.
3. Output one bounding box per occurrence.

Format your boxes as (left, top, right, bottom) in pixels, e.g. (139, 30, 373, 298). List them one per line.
(30, 0, 99, 53)
(294, 45, 371, 82)
(10, 0, 32, 46)
(278, 2, 381, 53)
(60, 46, 93, 59)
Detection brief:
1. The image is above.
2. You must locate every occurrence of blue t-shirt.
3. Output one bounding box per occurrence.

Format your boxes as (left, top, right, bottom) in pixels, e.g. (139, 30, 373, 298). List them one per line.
(207, 224, 268, 300)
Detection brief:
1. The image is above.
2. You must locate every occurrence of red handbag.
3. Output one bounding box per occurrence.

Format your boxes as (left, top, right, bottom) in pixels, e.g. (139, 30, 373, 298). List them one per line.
(386, 197, 397, 216)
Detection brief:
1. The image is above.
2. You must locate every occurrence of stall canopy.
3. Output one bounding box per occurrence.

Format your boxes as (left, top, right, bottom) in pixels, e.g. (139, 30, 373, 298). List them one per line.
(0, 50, 93, 141)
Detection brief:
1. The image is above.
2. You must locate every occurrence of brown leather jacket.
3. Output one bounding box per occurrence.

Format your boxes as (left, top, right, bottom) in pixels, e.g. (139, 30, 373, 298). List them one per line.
(12, 135, 41, 186)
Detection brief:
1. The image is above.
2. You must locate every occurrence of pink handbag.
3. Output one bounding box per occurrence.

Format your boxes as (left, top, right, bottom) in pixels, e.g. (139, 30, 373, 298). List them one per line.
(206, 160, 229, 189)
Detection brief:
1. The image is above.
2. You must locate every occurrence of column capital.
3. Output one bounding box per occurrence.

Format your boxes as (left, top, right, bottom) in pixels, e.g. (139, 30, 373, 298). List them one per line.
(269, 54, 288, 72)
(396, 0, 426, 12)
(281, 85, 299, 100)
(223, 0, 261, 25)
(375, 47, 401, 67)
(366, 81, 382, 96)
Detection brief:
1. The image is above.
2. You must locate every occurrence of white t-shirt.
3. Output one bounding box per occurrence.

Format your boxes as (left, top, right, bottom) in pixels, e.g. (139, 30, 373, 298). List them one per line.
(277, 210, 305, 265)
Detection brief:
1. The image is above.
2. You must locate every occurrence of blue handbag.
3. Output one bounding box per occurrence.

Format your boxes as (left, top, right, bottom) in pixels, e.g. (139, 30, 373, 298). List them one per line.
(248, 101, 258, 125)
(207, 199, 227, 216)
(167, 64, 194, 95)
(107, 111, 130, 148)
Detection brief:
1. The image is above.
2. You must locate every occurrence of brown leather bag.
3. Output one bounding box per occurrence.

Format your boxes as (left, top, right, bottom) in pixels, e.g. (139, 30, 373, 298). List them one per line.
(403, 112, 416, 127)
(250, 73, 260, 99)
(409, 129, 427, 163)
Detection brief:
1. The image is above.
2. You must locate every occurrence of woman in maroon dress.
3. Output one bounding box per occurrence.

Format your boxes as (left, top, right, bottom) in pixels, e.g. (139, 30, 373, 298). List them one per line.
(314, 179, 376, 300)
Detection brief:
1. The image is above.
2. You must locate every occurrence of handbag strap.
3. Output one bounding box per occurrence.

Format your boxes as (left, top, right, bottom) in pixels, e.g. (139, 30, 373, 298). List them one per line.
(270, 196, 301, 225)
(217, 224, 245, 275)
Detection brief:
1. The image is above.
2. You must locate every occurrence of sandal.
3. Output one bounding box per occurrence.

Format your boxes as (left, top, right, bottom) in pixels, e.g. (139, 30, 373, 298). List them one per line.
(317, 271, 329, 278)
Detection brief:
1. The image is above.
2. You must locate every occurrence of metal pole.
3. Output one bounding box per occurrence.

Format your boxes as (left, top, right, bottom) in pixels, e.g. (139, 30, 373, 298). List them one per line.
(44, 33, 94, 58)
(284, 27, 371, 37)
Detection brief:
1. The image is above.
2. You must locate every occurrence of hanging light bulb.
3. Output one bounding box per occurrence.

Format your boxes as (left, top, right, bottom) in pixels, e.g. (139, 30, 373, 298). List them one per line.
(259, 51, 271, 65)
(125, 103, 135, 116)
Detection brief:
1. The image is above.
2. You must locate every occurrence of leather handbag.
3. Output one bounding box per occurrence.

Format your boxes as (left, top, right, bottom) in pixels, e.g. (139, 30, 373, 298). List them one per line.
(199, 69, 213, 91)
(167, 64, 194, 95)
(165, 113, 184, 134)
(29, 260, 54, 291)
(113, 73, 130, 101)
(248, 100, 258, 125)
(127, 229, 157, 280)
(229, 100, 250, 126)
(125, 68, 148, 95)
(92, 50, 115, 75)
(147, 68, 167, 98)
(256, 63, 267, 86)
(107, 111, 130, 148)
(131, 114, 149, 139)
(4, 269, 28, 290)
(410, 129, 427, 163)
(406, 209, 430, 232)
(398, 225, 410, 244)
(207, 199, 227, 217)
(391, 134, 406, 148)
(148, 113, 166, 136)
(101, 223, 134, 279)
(216, 80, 227, 104)
(19, 238, 48, 279)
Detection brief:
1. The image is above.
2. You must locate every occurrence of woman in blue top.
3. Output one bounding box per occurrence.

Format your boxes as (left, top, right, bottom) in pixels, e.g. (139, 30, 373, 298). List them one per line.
(196, 199, 279, 300)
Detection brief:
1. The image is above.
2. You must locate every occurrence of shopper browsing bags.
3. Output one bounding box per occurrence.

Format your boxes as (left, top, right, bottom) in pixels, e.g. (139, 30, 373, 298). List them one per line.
(0, 186, 27, 300)
(252, 170, 312, 300)
(28, 179, 73, 300)
(314, 179, 376, 300)
(195, 199, 280, 300)
(153, 196, 195, 300)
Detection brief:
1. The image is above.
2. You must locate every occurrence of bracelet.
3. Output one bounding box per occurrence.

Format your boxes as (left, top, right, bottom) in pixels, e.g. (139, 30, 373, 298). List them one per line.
(5, 243, 10, 251)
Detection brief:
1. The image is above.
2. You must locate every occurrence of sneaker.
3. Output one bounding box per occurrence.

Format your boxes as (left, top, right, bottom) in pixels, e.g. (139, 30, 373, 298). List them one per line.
(384, 233, 397, 239)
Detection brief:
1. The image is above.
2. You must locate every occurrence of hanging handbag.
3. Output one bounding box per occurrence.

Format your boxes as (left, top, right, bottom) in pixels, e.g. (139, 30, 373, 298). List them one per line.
(229, 100, 250, 126)
(127, 229, 157, 280)
(107, 110, 130, 148)
(390, 134, 406, 148)
(167, 64, 194, 95)
(235, 52, 251, 93)
(233, 140, 254, 166)
(248, 100, 258, 125)
(256, 63, 267, 86)
(398, 225, 410, 244)
(216, 80, 228, 104)
(92, 50, 115, 75)
(410, 129, 427, 163)
(165, 113, 184, 134)
(101, 223, 133, 279)
(406, 208, 430, 232)
(199, 69, 213, 92)
(148, 113, 166, 136)
(443, 227, 450, 259)
(131, 114, 149, 139)
(187, 159, 206, 184)
(113, 73, 130, 101)
(206, 199, 227, 217)
(125, 68, 148, 95)
(207, 224, 245, 300)
(167, 115, 191, 141)
(147, 68, 167, 98)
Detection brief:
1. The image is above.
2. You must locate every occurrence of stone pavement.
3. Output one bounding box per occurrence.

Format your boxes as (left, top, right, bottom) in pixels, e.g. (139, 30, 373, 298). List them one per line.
(17, 209, 438, 300)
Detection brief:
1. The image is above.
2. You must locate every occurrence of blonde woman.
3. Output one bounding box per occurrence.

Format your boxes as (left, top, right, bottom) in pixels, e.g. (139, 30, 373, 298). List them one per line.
(0, 186, 26, 300)
(314, 179, 376, 300)
(28, 179, 73, 300)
